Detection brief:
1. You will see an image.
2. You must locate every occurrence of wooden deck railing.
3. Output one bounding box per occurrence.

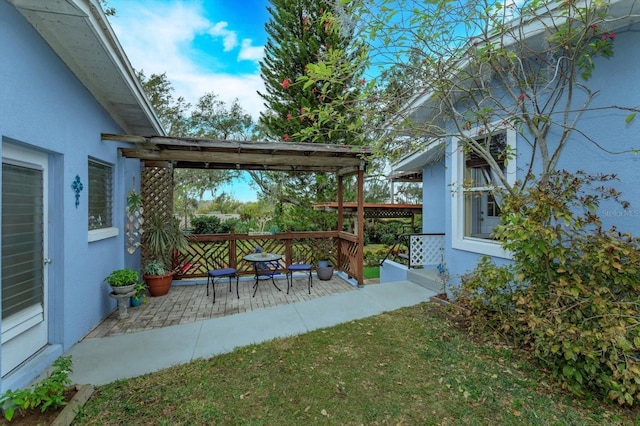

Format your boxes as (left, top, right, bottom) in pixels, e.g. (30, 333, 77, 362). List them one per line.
(172, 230, 363, 285)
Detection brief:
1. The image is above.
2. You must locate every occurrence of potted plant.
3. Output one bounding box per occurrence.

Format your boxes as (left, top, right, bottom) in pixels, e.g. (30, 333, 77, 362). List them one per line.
(315, 247, 334, 281)
(130, 282, 148, 307)
(142, 212, 188, 297)
(104, 269, 140, 295)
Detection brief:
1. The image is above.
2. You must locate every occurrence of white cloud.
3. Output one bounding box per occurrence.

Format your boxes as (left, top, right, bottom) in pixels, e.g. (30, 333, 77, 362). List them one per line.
(238, 39, 264, 61)
(108, 1, 266, 120)
(209, 21, 238, 52)
(172, 72, 266, 122)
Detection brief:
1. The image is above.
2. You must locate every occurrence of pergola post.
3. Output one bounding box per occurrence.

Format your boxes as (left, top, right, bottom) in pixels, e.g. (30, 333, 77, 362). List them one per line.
(337, 174, 344, 233)
(356, 162, 365, 287)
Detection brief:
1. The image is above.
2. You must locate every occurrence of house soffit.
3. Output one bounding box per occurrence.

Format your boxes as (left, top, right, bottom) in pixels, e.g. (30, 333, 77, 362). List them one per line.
(390, 140, 445, 179)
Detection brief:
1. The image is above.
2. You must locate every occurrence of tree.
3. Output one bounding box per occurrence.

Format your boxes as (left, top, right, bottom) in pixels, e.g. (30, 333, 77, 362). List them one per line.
(190, 93, 254, 140)
(257, 0, 368, 230)
(136, 71, 190, 137)
(99, 0, 116, 16)
(299, 0, 639, 194)
(259, 0, 365, 144)
(135, 72, 249, 220)
(328, 0, 640, 405)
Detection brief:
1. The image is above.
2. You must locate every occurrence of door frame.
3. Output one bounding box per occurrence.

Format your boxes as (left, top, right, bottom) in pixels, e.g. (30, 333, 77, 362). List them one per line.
(1, 143, 50, 377)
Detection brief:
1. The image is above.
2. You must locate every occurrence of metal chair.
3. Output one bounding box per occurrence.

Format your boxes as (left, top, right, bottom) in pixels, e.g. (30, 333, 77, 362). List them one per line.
(286, 263, 313, 294)
(207, 267, 238, 303)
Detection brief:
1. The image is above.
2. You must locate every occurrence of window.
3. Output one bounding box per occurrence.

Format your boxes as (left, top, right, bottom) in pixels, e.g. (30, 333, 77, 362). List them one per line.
(451, 126, 515, 258)
(88, 159, 112, 230)
(463, 132, 506, 240)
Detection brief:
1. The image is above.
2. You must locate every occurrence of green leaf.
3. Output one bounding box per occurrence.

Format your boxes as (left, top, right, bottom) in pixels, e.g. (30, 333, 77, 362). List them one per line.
(4, 406, 14, 421)
(625, 113, 636, 124)
(563, 365, 575, 378)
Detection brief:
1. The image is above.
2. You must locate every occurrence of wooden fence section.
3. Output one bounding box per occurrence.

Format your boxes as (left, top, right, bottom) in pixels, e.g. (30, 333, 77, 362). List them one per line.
(172, 231, 364, 285)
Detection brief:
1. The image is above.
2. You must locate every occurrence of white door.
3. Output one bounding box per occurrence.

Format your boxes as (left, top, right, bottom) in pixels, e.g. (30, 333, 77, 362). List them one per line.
(1, 144, 49, 376)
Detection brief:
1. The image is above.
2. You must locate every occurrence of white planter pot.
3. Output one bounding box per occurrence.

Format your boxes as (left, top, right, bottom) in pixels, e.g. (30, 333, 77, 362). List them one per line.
(111, 284, 135, 294)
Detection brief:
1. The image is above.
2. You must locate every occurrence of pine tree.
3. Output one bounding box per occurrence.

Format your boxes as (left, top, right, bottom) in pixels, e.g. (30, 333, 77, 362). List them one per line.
(256, 0, 367, 230)
(258, 0, 364, 144)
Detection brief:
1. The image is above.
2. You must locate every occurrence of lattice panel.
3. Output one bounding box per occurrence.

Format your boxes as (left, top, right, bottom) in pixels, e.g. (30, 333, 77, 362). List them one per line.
(236, 238, 287, 274)
(141, 165, 173, 221)
(174, 239, 231, 279)
(173, 235, 348, 280)
(339, 239, 358, 278)
(409, 235, 445, 267)
(365, 211, 414, 219)
(312, 238, 337, 266)
(141, 165, 174, 264)
(290, 239, 316, 264)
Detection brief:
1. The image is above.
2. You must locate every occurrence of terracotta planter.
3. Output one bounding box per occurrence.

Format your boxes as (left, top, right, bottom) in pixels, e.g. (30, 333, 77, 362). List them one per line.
(143, 272, 174, 297)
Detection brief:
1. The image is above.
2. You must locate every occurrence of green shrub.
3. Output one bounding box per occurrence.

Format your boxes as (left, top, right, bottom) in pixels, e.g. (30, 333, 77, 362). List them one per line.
(0, 356, 73, 421)
(363, 248, 387, 267)
(455, 171, 640, 406)
(220, 218, 242, 233)
(191, 216, 222, 234)
(364, 221, 409, 245)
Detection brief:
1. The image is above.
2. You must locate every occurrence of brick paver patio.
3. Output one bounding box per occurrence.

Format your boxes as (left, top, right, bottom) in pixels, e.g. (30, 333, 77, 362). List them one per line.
(85, 274, 361, 339)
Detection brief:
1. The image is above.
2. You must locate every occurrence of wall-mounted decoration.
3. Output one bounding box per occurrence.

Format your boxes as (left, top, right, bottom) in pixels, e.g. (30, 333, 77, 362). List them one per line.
(71, 175, 83, 208)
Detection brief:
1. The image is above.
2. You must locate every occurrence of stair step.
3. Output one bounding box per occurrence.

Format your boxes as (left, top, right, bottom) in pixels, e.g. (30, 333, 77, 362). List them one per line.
(406, 268, 443, 293)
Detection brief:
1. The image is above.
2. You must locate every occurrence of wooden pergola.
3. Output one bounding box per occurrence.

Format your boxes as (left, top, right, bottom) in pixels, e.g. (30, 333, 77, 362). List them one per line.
(103, 134, 373, 285)
(313, 202, 422, 232)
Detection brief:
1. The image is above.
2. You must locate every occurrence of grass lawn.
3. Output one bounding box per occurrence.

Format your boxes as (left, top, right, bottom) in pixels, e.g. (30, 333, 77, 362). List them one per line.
(363, 266, 380, 279)
(75, 303, 639, 425)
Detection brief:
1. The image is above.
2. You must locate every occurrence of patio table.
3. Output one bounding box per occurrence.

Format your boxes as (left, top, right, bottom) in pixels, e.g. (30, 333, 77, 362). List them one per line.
(243, 253, 283, 296)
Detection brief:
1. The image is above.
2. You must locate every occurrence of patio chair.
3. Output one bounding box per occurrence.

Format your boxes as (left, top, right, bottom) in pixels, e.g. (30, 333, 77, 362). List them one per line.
(207, 267, 238, 303)
(286, 263, 312, 294)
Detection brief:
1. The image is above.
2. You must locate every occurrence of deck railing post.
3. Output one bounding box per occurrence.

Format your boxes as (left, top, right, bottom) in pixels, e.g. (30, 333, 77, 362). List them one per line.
(229, 228, 237, 269)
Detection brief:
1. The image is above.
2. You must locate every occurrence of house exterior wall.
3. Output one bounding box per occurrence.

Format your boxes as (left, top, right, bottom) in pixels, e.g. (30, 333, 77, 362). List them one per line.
(421, 160, 446, 234)
(1, 0, 141, 390)
(438, 22, 640, 283)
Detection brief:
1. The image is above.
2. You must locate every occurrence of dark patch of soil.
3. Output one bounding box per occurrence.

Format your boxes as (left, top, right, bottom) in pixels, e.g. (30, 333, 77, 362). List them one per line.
(432, 292, 450, 301)
(0, 387, 76, 426)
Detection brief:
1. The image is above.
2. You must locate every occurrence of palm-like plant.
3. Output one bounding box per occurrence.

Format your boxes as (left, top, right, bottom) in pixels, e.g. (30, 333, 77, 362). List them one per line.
(143, 211, 188, 273)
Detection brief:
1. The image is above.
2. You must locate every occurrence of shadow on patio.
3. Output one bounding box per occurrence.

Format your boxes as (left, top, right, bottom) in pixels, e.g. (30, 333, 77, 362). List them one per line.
(86, 274, 362, 340)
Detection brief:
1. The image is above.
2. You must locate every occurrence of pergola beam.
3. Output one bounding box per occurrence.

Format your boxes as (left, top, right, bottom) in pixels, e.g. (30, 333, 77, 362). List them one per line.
(120, 148, 362, 168)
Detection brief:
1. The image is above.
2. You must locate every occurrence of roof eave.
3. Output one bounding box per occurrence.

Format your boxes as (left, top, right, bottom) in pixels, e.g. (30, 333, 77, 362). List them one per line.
(9, 0, 164, 136)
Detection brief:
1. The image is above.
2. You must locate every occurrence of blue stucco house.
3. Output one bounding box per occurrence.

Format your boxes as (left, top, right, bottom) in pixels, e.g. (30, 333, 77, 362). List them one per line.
(382, 0, 640, 288)
(1, 0, 163, 391)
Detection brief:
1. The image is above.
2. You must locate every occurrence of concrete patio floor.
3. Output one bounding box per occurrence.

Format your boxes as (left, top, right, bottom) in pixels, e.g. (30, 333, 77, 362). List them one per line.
(84, 273, 360, 339)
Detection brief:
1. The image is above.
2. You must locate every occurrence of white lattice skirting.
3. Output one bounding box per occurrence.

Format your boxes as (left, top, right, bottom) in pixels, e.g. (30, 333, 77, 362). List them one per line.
(409, 235, 445, 267)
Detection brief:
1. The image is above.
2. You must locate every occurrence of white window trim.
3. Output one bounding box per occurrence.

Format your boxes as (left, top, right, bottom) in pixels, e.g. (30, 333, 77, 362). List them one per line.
(88, 226, 119, 242)
(450, 125, 516, 259)
(88, 158, 114, 231)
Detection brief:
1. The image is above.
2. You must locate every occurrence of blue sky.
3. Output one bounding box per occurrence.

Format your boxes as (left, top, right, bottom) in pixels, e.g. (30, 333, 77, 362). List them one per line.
(107, 0, 271, 201)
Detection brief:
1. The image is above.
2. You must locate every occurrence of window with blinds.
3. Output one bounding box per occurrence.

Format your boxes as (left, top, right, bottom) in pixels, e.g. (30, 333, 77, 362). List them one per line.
(88, 159, 113, 230)
(2, 162, 44, 319)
